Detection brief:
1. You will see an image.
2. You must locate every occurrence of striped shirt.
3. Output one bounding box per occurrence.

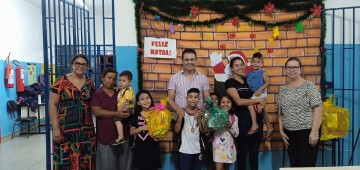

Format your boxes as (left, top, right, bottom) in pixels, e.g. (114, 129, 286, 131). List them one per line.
(168, 70, 210, 109)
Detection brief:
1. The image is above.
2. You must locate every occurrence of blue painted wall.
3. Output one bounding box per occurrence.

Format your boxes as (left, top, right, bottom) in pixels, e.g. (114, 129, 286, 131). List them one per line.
(115, 46, 139, 94)
(0, 60, 42, 137)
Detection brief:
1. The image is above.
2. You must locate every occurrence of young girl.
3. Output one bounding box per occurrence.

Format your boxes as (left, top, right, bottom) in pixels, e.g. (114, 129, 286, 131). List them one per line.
(129, 90, 161, 170)
(212, 94, 239, 170)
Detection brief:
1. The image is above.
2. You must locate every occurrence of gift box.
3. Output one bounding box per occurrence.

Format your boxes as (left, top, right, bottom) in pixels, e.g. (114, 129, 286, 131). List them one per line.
(202, 105, 229, 129)
(144, 98, 172, 139)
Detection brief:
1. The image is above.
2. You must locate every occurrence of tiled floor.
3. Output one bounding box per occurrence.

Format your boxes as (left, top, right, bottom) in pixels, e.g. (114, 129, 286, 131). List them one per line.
(0, 134, 46, 170)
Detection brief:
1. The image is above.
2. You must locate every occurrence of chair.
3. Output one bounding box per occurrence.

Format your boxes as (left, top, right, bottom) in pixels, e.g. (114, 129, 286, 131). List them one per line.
(7, 100, 37, 139)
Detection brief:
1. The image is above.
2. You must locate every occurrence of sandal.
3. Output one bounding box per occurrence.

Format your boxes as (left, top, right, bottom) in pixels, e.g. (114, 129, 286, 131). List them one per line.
(110, 138, 126, 146)
(265, 129, 274, 140)
(247, 127, 260, 136)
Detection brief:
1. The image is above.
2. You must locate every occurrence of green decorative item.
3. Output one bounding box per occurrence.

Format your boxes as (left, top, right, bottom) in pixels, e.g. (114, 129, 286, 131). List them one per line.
(202, 105, 229, 129)
(295, 21, 304, 32)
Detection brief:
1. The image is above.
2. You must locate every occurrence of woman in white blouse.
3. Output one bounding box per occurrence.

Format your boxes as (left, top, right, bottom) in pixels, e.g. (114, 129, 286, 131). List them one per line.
(278, 57, 322, 167)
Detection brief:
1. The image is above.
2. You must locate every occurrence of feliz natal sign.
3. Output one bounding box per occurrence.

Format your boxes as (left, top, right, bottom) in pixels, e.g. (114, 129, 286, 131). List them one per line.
(144, 37, 177, 59)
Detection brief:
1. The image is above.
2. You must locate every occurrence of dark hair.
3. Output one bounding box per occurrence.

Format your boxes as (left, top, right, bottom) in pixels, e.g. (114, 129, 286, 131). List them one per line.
(220, 94, 235, 115)
(229, 56, 244, 68)
(134, 90, 155, 113)
(101, 67, 117, 78)
(210, 91, 220, 105)
(252, 52, 263, 60)
(119, 70, 133, 81)
(285, 57, 302, 68)
(71, 54, 89, 65)
(182, 48, 197, 60)
(187, 88, 200, 95)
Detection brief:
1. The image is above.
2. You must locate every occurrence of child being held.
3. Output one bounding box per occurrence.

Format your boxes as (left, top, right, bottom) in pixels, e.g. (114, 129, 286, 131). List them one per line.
(112, 70, 135, 145)
(246, 52, 273, 138)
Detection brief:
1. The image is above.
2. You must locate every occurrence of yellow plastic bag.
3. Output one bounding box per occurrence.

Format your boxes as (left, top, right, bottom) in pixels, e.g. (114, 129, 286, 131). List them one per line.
(320, 95, 349, 141)
(144, 97, 172, 139)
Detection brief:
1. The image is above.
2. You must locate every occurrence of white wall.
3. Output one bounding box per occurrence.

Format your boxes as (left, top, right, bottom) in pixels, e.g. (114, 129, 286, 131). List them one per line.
(324, 0, 360, 44)
(0, 0, 43, 62)
(115, 0, 136, 46)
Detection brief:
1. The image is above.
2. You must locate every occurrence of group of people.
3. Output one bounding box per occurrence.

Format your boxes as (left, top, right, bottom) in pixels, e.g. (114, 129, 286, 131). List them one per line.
(49, 48, 322, 170)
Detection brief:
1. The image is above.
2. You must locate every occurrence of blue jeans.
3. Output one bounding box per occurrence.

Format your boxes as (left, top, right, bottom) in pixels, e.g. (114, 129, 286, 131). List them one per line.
(178, 152, 203, 170)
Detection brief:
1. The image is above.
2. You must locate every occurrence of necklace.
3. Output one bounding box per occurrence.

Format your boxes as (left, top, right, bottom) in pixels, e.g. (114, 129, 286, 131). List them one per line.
(186, 109, 197, 133)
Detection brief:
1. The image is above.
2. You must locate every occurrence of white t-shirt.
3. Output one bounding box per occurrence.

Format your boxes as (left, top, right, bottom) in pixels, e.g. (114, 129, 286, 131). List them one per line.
(179, 112, 201, 154)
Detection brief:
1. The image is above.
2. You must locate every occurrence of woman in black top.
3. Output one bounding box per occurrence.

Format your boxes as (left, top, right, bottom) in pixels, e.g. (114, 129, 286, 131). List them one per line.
(225, 57, 266, 170)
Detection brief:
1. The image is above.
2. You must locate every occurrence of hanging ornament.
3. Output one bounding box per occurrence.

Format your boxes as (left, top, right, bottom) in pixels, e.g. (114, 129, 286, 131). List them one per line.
(295, 21, 304, 33)
(154, 15, 160, 21)
(248, 20, 254, 27)
(310, 4, 323, 17)
(217, 25, 223, 31)
(264, 2, 275, 16)
(170, 22, 175, 34)
(254, 47, 259, 52)
(207, 35, 212, 41)
(229, 33, 236, 39)
(267, 48, 273, 54)
(250, 33, 256, 40)
(207, 23, 214, 28)
(268, 37, 274, 42)
(177, 24, 184, 29)
(273, 26, 279, 38)
(220, 44, 226, 49)
(239, 25, 246, 31)
(189, 5, 199, 18)
(232, 18, 239, 27)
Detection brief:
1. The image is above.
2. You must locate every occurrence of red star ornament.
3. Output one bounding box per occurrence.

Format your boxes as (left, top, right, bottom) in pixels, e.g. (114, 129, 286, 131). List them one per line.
(232, 18, 240, 27)
(264, 2, 275, 15)
(190, 5, 199, 18)
(310, 4, 323, 17)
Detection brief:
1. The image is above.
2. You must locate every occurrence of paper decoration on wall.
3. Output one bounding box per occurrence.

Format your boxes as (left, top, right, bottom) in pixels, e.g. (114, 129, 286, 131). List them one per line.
(177, 24, 184, 29)
(219, 44, 226, 49)
(310, 4, 323, 17)
(221, 21, 225, 25)
(232, 18, 240, 27)
(254, 47, 259, 52)
(239, 25, 246, 31)
(217, 25, 223, 31)
(250, 33, 256, 39)
(264, 2, 275, 16)
(267, 48, 273, 54)
(225, 51, 253, 76)
(170, 22, 175, 34)
(229, 33, 236, 39)
(248, 20, 254, 27)
(273, 26, 279, 38)
(189, 5, 199, 18)
(154, 15, 160, 21)
(210, 52, 227, 82)
(295, 21, 304, 32)
(207, 35, 212, 41)
(268, 37, 274, 42)
(207, 23, 214, 28)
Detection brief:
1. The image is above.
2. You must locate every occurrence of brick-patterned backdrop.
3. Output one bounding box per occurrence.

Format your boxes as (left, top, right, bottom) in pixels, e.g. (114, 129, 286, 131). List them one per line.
(139, 9, 322, 152)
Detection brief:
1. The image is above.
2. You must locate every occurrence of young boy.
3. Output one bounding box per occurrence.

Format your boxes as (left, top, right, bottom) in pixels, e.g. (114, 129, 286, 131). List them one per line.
(111, 70, 135, 145)
(174, 88, 205, 170)
(246, 52, 273, 138)
(210, 91, 220, 106)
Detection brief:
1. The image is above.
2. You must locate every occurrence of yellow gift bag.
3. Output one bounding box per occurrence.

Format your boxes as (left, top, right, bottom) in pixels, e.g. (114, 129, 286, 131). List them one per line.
(320, 95, 349, 141)
(144, 97, 172, 139)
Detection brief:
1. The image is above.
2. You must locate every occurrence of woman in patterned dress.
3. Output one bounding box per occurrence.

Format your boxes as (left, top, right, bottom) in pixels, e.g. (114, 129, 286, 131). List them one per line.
(49, 54, 96, 170)
(277, 57, 322, 167)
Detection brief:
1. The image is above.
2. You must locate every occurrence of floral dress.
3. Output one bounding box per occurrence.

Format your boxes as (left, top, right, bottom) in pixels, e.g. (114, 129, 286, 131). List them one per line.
(51, 75, 96, 170)
(212, 114, 239, 163)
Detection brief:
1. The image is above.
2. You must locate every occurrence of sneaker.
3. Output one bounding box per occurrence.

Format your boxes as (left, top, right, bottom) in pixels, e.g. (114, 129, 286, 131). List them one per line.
(111, 138, 126, 146)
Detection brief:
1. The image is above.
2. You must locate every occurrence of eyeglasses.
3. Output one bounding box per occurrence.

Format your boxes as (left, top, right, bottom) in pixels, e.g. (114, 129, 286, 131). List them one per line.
(183, 58, 195, 62)
(285, 66, 300, 71)
(73, 61, 88, 68)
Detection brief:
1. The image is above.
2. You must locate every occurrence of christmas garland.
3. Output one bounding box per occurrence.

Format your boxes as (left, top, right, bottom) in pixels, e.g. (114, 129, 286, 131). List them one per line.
(133, 0, 325, 89)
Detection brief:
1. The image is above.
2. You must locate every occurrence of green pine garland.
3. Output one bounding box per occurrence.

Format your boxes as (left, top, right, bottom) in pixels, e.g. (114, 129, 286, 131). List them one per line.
(133, 0, 325, 89)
